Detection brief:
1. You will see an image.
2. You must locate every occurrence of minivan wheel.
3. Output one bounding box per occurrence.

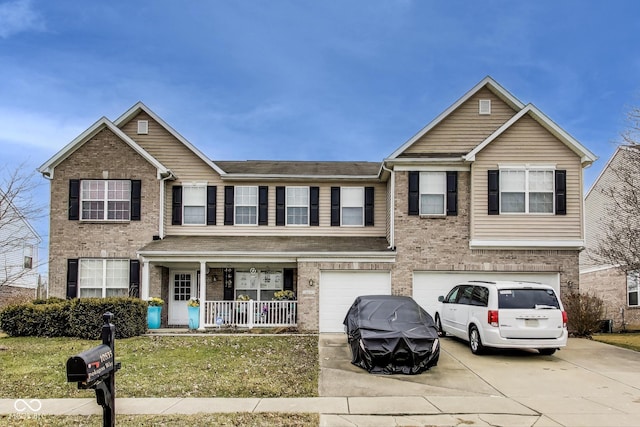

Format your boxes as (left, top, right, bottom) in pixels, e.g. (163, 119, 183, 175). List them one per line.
(469, 325, 485, 355)
(538, 348, 556, 356)
(435, 315, 446, 337)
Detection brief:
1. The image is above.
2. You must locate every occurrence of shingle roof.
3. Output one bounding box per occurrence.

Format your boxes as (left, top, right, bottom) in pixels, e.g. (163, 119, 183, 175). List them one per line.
(214, 161, 381, 176)
(139, 235, 391, 254)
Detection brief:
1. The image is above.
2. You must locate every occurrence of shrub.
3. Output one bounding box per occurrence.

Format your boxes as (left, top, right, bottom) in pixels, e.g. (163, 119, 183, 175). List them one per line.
(563, 291, 605, 337)
(0, 297, 147, 339)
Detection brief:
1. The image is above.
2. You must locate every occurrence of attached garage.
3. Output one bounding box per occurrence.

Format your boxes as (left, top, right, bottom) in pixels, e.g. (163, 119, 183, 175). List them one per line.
(319, 271, 391, 332)
(412, 272, 560, 318)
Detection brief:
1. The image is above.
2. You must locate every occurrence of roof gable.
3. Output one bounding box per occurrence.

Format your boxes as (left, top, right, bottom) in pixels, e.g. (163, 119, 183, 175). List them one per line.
(464, 104, 598, 167)
(387, 76, 525, 159)
(38, 117, 170, 179)
(114, 102, 226, 176)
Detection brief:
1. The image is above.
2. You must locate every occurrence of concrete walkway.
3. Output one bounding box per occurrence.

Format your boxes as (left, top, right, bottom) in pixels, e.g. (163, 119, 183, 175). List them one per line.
(1, 336, 640, 426)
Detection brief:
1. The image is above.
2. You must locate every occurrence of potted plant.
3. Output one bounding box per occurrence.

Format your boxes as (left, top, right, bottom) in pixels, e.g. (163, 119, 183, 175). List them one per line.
(187, 298, 200, 330)
(147, 297, 164, 329)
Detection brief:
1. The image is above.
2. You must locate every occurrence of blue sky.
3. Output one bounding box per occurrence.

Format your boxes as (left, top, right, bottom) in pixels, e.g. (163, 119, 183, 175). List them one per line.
(1, 0, 640, 267)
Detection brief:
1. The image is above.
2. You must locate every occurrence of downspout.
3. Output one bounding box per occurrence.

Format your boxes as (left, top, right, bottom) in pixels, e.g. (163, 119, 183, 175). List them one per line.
(158, 170, 175, 239)
(381, 162, 395, 249)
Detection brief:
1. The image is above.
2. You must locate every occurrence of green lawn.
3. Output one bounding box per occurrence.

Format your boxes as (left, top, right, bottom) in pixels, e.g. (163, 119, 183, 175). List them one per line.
(592, 333, 640, 352)
(0, 335, 318, 399)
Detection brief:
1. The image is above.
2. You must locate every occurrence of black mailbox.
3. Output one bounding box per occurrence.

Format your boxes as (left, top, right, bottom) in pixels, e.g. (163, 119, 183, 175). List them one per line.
(67, 344, 114, 384)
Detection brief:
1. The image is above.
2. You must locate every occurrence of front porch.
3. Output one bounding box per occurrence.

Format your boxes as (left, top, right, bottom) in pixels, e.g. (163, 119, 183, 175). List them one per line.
(203, 299, 298, 329)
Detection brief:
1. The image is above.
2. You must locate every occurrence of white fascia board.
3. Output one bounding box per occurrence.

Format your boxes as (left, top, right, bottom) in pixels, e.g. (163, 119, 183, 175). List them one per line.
(114, 102, 227, 177)
(221, 174, 380, 181)
(580, 264, 619, 274)
(136, 252, 395, 263)
(0, 189, 42, 242)
(387, 76, 525, 160)
(392, 164, 470, 172)
(469, 239, 585, 250)
(465, 104, 598, 167)
(38, 117, 170, 179)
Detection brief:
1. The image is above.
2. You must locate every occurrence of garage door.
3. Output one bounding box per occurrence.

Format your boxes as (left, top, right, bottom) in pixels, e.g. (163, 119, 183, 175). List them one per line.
(319, 271, 391, 333)
(412, 272, 560, 318)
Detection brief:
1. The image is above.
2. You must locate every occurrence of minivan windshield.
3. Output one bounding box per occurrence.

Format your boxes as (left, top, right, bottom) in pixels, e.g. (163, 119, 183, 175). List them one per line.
(498, 288, 560, 309)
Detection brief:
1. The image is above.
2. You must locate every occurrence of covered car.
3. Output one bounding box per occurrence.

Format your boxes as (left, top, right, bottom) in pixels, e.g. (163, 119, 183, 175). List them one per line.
(343, 295, 439, 374)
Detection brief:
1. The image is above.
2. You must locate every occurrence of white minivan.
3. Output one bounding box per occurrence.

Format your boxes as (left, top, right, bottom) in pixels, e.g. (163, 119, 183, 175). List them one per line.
(435, 281, 568, 355)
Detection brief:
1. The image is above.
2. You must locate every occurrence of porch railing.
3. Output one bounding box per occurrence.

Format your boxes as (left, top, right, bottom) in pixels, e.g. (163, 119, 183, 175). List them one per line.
(203, 300, 297, 329)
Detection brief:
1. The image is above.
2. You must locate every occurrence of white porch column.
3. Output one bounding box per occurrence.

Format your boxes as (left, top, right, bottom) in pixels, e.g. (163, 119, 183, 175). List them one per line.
(140, 257, 150, 300)
(198, 261, 206, 331)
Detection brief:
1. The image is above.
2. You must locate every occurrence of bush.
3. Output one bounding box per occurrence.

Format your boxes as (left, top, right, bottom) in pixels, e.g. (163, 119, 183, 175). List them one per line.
(563, 291, 605, 337)
(0, 297, 147, 339)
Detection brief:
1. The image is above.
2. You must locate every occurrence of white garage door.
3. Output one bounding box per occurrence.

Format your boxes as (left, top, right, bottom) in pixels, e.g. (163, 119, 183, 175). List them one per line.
(319, 271, 391, 333)
(413, 272, 560, 318)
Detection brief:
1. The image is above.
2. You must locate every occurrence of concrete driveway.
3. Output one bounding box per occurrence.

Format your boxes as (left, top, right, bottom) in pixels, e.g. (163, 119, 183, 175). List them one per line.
(319, 333, 640, 426)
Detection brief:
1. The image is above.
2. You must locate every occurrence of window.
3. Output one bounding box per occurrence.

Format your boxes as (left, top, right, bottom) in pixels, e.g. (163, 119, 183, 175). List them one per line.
(235, 269, 283, 301)
(235, 186, 258, 225)
(23, 245, 33, 269)
(78, 259, 129, 298)
(420, 172, 446, 215)
(500, 168, 554, 213)
(287, 187, 309, 225)
(341, 187, 364, 226)
(183, 184, 206, 225)
(628, 272, 639, 307)
(81, 180, 131, 220)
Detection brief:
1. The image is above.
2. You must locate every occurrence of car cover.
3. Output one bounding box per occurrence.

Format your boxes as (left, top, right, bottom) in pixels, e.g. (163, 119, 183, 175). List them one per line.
(343, 295, 439, 375)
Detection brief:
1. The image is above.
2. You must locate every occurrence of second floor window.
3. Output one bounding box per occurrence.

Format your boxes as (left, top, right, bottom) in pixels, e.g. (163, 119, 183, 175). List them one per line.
(341, 187, 364, 226)
(287, 187, 309, 225)
(81, 180, 130, 220)
(420, 172, 446, 215)
(183, 185, 206, 225)
(500, 169, 554, 214)
(235, 186, 258, 225)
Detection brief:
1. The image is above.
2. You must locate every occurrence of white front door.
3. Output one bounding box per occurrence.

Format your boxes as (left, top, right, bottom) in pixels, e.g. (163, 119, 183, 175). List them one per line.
(169, 271, 196, 325)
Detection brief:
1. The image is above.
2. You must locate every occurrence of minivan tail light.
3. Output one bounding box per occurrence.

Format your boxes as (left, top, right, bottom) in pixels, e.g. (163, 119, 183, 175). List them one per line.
(488, 310, 499, 327)
(562, 311, 568, 328)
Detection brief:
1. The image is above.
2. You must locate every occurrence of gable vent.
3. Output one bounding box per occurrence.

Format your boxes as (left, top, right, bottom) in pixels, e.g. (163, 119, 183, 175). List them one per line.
(479, 99, 491, 115)
(137, 120, 149, 134)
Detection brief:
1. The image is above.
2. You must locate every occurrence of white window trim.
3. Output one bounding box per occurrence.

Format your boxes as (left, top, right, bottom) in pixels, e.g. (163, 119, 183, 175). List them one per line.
(499, 166, 555, 215)
(137, 120, 149, 135)
(628, 272, 639, 307)
(419, 171, 447, 216)
(235, 186, 258, 226)
(286, 186, 309, 226)
(79, 258, 129, 298)
(182, 182, 207, 226)
(341, 187, 364, 227)
(80, 180, 131, 221)
(479, 99, 491, 115)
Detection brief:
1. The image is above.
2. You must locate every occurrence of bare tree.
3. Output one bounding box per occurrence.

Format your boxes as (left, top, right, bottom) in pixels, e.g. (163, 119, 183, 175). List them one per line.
(0, 163, 46, 287)
(592, 107, 640, 272)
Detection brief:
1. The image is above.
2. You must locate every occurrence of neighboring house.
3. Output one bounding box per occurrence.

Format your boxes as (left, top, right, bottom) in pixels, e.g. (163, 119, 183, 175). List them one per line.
(0, 189, 41, 305)
(581, 146, 640, 330)
(38, 77, 596, 332)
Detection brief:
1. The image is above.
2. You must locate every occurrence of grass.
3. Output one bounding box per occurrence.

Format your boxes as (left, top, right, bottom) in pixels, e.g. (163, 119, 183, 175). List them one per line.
(0, 413, 319, 426)
(0, 335, 318, 399)
(592, 332, 640, 352)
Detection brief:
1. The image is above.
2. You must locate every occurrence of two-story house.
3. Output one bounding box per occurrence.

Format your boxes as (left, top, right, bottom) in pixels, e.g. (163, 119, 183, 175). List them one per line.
(0, 189, 41, 305)
(580, 146, 640, 330)
(38, 77, 596, 332)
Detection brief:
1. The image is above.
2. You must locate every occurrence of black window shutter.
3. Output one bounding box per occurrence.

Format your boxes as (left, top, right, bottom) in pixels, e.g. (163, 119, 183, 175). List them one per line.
(66, 258, 79, 299)
(330, 187, 340, 226)
(365, 186, 375, 226)
(446, 172, 458, 216)
(223, 268, 235, 300)
(488, 170, 500, 215)
(258, 186, 268, 225)
(224, 186, 234, 225)
(207, 186, 217, 225)
(310, 186, 319, 226)
(275, 186, 285, 226)
(408, 172, 419, 215)
(172, 186, 182, 225)
(69, 180, 80, 220)
(131, 180, 141, 221)
(283, 268, 294, 292)
(555, 170, 567, 215)
(129, 260, 140, 297)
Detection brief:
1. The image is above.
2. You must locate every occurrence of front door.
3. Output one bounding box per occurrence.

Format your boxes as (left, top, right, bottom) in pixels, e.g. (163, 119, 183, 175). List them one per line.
(169, 271, 196, 325)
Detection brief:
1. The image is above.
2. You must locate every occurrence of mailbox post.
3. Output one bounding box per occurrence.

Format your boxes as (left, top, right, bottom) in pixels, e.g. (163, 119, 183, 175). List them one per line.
(66, 312, 121, 427)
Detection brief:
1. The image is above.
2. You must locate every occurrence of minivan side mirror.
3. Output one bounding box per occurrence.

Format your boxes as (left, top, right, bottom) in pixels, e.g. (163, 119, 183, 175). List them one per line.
(438, 296, 445, 302)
